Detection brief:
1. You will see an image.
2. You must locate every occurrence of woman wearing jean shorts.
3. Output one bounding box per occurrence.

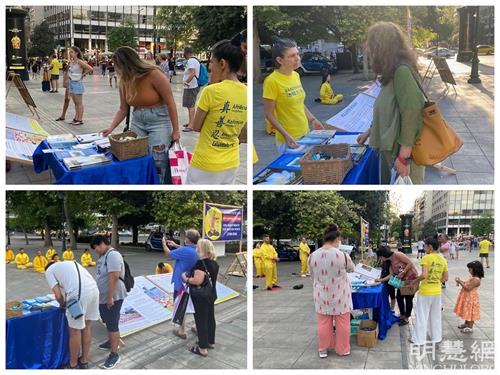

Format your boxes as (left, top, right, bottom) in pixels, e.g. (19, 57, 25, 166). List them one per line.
(102, 47, 180, 182)
(68, 46, 92, 125)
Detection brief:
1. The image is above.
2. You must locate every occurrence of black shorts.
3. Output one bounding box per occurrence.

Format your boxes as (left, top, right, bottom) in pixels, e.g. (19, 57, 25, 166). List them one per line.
(99, 299, 124, 333)
(51, 74, 59, 80)
(479, 253, 489, 258)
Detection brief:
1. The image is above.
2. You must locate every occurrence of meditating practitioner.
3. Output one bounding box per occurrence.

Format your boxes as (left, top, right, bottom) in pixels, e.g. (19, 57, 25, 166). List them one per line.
(81, 248, 96, 267)
(33, 249, 49, 273)
(15, 248, 33, 269)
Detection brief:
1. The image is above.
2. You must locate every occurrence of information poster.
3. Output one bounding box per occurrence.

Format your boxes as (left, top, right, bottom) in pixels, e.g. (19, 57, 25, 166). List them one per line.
(203, 202, 243, 242)
(6, 112, 48, 163)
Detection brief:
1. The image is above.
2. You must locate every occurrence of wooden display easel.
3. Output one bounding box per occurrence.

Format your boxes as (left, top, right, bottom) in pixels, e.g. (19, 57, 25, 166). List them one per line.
(220, 251, 247, 296)
(6, 72, 40, 118)
(422, 57, 457, 98)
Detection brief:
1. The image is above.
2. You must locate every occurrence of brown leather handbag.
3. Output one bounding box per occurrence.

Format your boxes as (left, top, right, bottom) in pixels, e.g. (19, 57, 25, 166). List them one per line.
(403, 66, 464, 166)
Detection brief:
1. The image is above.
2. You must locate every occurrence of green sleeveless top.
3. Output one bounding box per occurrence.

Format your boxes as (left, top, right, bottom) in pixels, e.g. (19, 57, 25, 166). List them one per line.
(369, 65, 426, 159)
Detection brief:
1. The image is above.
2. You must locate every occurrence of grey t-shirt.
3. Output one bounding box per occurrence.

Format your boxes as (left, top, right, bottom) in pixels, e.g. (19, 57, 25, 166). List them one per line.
(96, 248, 127, 304)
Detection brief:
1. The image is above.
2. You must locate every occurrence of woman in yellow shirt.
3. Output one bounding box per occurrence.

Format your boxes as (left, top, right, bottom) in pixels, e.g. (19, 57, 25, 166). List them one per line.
(33, 250, 48, 273)
(63, 248, 74, 261)
(298, 237, 311, 277)
(81, 249, 96, 267)
(6, 246, 15, 263)
(319, 73, 343, 104)
(186, 40, 247, 185)
(155, 262, 174, 274)
(15, 249, 33, 269)
(263, 37, 324, 154)
(410, 237, 449, 345)
(45, 247, 56, 261)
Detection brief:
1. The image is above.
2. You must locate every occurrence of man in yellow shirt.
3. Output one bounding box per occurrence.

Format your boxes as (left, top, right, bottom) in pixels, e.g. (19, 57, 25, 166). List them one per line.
(15, 248, 33, 269)
(410, 237, 448, 345)
(33, 250, 49, 273)
(6, 246, 15, 263)
(479, 237, 493, 269)
(155, 262, 174, 274)
(49, 54, 62, 93)
(81, 248, 96, 267)
(253, 243, 264, 278)
(63, 247, 75, 261)
(260, 235, 280, 290)
(298, 237, 311, 277)
(46, 247, 56, 261)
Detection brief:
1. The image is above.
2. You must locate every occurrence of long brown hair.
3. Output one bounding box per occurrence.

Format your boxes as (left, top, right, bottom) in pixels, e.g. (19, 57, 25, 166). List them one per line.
(112, 46, 162, 103)
(366, 22, 418, 86)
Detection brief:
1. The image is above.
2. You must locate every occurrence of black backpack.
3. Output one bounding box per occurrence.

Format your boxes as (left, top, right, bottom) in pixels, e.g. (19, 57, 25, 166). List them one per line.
(105, 249, 134, 292)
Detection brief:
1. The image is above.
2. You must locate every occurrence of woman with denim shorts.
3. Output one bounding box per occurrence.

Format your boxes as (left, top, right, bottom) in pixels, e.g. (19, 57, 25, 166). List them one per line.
(68, 46, 92, 126)
(102, 47, 180, 181)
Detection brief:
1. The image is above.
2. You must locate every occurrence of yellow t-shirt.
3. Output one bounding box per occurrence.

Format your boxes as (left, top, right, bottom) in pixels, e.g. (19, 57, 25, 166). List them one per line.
(419, 253, 448, 296)
(190, 80, 247, 172)
(46, 248, 56, 260)
(50, 59, 61, 75)
(299, 242, 310, 257)
(81, 253, 94, 264)
(63, 250, 74, 260)
(320, 82, 334, 101)
(15, 253, 30, 265)
(263, 70, 308, 143)
(479, 239, 492, 254)
(155, 262, 173, 274)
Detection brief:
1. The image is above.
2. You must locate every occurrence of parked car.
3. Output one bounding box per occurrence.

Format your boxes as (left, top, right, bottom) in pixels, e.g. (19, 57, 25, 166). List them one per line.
(175, 58, 187, 70)
(277, 243, 299, 261)
(296, 52, 338, 76)
(145, 231, 179, 252)
(477, 45, 494, 55)
(423, 47, 456, 59)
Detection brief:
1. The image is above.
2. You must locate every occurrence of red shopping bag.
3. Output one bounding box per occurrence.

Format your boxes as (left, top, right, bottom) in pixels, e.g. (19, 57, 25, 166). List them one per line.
(168, 142, 192, 185)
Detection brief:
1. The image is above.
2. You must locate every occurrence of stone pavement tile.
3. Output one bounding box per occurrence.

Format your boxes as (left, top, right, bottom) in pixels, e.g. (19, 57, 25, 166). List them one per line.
(445, 117, 470, 133)
(462, 117, 494, 133)
(292, 341, 369, 369)
(453, 134, 488, 157)
(423, 159, 459, 185)
(456, 173, 494, 185)
(450, 154, 493, 173)
(254, 332, 307, 349)
(257, 346, 311, 369)
(365, 350, 403, 369)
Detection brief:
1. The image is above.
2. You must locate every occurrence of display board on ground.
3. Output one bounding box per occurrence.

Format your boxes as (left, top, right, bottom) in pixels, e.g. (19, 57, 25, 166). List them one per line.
(6, 112, 48, 163)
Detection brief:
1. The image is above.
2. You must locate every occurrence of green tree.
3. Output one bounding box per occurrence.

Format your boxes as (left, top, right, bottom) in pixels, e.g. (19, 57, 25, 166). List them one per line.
(412, 26, 438, 48)
(470, 215, 494, 237)
(422, 219, 437, 239)
(118, 192, 155, 244)
(253, 191, 297, 244)
(390, 217, 402, 240)
(107, 18, 137, 51)
(29, 21, 56, 57)
(156, 7, 196, 57)
(192, 6, 246, 52)
(292, 191, 359, 245)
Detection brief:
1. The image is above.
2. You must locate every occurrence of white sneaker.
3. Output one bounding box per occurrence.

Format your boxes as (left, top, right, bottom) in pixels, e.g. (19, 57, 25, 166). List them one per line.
(319, 351, 328, 358)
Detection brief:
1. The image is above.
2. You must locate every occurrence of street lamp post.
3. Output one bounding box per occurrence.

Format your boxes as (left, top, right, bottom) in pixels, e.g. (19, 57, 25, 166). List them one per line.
(58, 192, 67, 252)
(468, 6, 481, 84)
(7, 209, 11, 246)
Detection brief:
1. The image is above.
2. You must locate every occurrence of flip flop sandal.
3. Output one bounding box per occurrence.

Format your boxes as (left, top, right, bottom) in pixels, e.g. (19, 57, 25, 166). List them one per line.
(189, 346, 208, 357)
(173, 330, 187, 339)
(196, 341, 215, 349)
(182, 128, 193, 132)
(182, 123, 190, 128)
(71, 120, 84, 126)
(461, 327, 473, 333)
(55, 117, 65, 121)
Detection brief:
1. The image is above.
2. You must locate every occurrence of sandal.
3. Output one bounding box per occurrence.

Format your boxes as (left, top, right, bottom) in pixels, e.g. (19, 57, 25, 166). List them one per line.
(458, 323, 468, 329)
(189, 345, 208, 357)
(173, 329, 187, 339)
(196, 341, 214, 349)
(182, 127, 193, 132)
(191, 326, 198, 334)
(461, 327, 473, 333)
(55, 116, 65, 121)
(71, 120, 84, 126)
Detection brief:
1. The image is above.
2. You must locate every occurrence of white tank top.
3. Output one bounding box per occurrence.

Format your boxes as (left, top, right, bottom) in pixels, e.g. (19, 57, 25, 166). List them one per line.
(69, 62, 83, 81)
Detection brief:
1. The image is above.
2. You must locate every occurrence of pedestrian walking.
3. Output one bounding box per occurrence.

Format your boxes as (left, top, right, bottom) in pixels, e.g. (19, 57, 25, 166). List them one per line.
(454, 261, 483, 333)
(417, 239, 425, 259)
(159, 53, 169, 76)
(107, 60, 117, 88)
(168, 55, 175, 82)
(478, 237, 492, 269)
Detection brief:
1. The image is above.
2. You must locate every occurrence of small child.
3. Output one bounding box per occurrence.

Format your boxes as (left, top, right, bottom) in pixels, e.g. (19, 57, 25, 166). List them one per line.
(319, 73, 343, 104)
(453, 260, 483, 333)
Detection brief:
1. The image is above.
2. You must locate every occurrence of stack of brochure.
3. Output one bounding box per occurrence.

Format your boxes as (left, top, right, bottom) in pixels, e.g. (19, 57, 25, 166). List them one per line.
(63, 154, 112, 170)
(46, 134, 76, 148)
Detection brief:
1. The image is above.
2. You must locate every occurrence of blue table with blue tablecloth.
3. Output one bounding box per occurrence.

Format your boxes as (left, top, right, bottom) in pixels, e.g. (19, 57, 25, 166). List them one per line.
(6, 307, 69, 369)
(352, 284, 398, 340)
(33, 140, 159, 184)
(253, 132, 380, 185)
